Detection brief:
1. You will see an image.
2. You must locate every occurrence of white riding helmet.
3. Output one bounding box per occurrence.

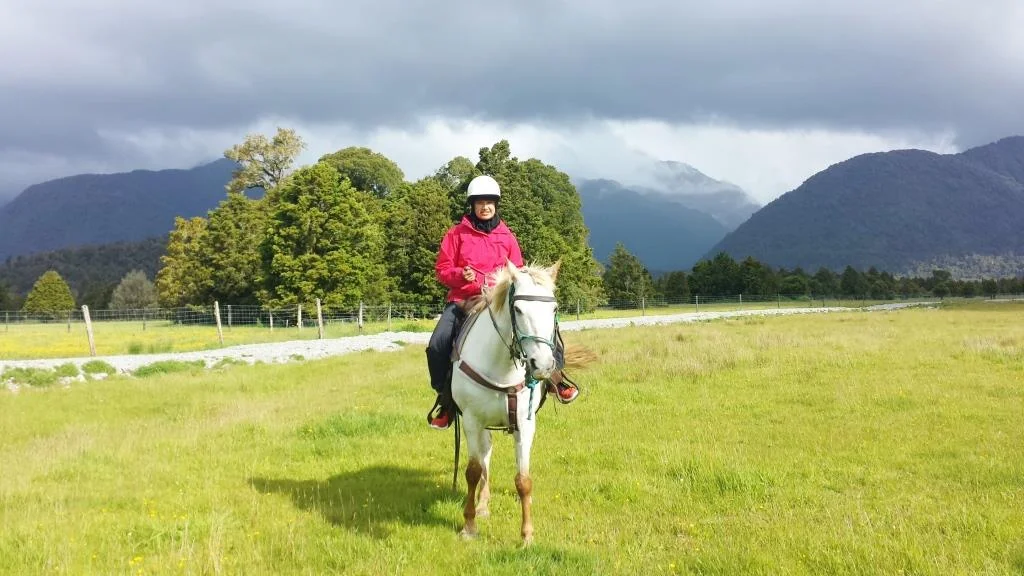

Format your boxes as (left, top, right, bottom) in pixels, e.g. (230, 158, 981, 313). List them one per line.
(466, 175, 501, 200)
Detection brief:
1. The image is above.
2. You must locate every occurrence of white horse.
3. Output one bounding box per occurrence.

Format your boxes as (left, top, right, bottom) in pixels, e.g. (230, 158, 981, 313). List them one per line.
(449, 259, 561, 545)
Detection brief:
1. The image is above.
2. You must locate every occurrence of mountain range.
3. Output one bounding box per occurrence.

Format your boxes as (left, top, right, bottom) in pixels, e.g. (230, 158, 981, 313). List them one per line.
(0, 158, 240, 262)
(2, 134, 1023, 297)
(705, 136, 1024, 276)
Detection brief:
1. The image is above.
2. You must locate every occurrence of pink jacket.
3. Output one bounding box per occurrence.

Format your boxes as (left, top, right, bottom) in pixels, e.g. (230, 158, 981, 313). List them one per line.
(435, 216, 524, 303)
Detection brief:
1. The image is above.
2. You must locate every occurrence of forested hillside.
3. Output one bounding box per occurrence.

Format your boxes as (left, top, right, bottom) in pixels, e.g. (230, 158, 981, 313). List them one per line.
(0, 236, 167, 310)
(704, 136, 1024, 277)
(0, 159, 240, 261)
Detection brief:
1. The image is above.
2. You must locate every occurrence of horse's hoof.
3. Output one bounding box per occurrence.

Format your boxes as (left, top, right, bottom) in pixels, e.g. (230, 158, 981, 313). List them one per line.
(459, 528, 478, 541)
(521, 535, 534, 547)
(475, 507, 490, 518)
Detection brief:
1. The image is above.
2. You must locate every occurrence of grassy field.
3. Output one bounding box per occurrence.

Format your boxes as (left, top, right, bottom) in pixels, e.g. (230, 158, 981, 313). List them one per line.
(0, 298, 923, 361)
(1, 301, 1021, 574)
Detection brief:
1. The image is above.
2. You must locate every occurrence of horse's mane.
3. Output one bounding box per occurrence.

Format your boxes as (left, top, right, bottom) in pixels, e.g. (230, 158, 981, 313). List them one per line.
(466, 263, 556, 315)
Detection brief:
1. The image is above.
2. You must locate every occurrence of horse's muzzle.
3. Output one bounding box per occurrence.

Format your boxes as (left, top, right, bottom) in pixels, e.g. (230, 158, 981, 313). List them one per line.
(528, 357, 556, 381)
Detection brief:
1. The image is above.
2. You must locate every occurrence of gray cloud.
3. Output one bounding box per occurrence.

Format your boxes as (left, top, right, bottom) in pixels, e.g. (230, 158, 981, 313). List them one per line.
(1, 0, 1022, 198)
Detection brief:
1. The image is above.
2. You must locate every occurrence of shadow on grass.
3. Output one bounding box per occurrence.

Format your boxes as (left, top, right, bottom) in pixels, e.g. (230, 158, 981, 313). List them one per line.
(249, 465, 456, 539)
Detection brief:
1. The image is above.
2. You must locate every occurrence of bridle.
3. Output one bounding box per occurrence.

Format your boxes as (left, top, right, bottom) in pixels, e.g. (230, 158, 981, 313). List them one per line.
(487, 279, 558, 369)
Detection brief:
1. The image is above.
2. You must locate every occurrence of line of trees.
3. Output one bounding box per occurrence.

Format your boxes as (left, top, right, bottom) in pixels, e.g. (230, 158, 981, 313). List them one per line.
(600, 244, 1024, 308)
(152, 128, 605, 314)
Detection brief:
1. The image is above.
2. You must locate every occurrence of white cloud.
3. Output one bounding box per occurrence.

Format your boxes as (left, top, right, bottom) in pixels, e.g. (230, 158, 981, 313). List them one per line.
(1, 116, 962, 205)
(292, 117, 962, 204)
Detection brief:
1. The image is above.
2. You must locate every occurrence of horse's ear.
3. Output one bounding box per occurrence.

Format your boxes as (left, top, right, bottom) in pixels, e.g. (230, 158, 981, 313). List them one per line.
(548, 260, 561, 281)
(505, 259, 519, 275)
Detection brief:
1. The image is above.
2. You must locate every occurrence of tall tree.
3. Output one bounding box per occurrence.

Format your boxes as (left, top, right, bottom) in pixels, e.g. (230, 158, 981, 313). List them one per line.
(739, 256, 767, 295)
(156, 217, 212, 307)
(383, 178, 452, 307)
(812, 267, 840, 295)
(657, 270, 690, 303)
(602, 243, 654, 308)
(109, 270, 158, 309)
(0, 280, 13, 310)
(224, 127, 306, 195)
(840, 265, 868, 297)
(432, 155, 477, 220)
(261, 161, 390, 309)
(319, 146, 405, 199)
(202, 193, 269, 305)
(22, 270, 76, 319)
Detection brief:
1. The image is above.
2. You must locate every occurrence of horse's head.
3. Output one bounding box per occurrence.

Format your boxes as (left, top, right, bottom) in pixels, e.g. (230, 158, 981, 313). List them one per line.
(485, 259, 561, 381)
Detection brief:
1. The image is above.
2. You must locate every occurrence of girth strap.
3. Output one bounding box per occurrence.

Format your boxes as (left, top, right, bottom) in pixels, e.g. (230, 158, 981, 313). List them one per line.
(458, 361, 526, 433)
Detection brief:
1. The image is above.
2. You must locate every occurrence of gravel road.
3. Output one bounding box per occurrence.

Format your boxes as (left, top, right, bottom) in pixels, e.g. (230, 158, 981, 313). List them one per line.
(0, 302, 935, 375)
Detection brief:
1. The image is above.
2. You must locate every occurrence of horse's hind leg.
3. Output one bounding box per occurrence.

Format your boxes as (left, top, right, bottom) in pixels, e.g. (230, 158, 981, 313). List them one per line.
(460, 420, 487, 540)
(476, 429, 493, 518)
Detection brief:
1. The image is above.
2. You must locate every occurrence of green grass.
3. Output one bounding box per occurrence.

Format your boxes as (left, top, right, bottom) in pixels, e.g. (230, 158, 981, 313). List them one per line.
(0, 301, 1021, 574)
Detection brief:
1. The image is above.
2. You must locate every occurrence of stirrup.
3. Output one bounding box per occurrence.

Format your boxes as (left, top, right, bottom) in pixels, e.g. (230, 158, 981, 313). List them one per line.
(547, 372, 581, 404)
(426, 396, 444, 421)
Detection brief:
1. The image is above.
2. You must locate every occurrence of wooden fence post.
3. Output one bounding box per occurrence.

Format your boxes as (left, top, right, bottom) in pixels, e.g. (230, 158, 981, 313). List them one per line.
(316, 298, 324, 340)
(82, 305, 96, 357)
(214, 301, 224, 345)
(387, 303, 392, 331)
(297, 304, 303, 332)
(67, 311, 71, 333)
(358, 301, 364, 333)
(269, 309, 274, 332)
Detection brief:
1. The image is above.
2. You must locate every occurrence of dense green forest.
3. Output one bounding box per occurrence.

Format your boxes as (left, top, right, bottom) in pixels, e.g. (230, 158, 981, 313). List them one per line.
(150, 129, 605, 314)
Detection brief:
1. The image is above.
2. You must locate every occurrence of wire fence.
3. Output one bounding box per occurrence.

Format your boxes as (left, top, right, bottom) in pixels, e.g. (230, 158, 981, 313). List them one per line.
(1, 293, 1021, 361)
(2, 292, 1023, 328)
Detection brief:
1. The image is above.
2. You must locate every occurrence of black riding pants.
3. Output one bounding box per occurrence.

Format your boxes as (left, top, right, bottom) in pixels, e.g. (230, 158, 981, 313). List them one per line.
(426, 302, 465, 395)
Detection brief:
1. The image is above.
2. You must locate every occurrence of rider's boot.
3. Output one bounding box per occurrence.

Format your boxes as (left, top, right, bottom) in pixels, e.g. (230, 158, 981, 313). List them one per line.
(427, 392, 453, 429)
(546, 370, 579, 404)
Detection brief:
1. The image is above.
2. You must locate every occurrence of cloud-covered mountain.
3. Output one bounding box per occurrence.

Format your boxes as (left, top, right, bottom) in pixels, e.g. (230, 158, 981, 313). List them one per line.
(644, 160, 763, 230)
(577, 178, 730, 272)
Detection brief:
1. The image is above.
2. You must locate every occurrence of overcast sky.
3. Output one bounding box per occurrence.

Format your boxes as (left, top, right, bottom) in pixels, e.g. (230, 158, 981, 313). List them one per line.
(2, 0, 1021, 204)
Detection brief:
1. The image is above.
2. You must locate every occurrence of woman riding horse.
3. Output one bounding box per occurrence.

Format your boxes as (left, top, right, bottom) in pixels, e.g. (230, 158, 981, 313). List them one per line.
(426, 175, 578, 429)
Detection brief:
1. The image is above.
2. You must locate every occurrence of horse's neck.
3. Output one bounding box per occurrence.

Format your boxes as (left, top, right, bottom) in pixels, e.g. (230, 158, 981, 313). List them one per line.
(461, 303, 522, 384)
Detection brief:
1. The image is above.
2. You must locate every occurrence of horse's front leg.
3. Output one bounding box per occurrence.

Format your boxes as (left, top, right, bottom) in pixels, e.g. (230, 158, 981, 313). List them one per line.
(514, 410, 537, 546)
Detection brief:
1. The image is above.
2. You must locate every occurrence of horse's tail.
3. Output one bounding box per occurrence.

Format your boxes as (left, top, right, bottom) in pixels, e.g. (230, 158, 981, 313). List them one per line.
(563, 342, 598, 370)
